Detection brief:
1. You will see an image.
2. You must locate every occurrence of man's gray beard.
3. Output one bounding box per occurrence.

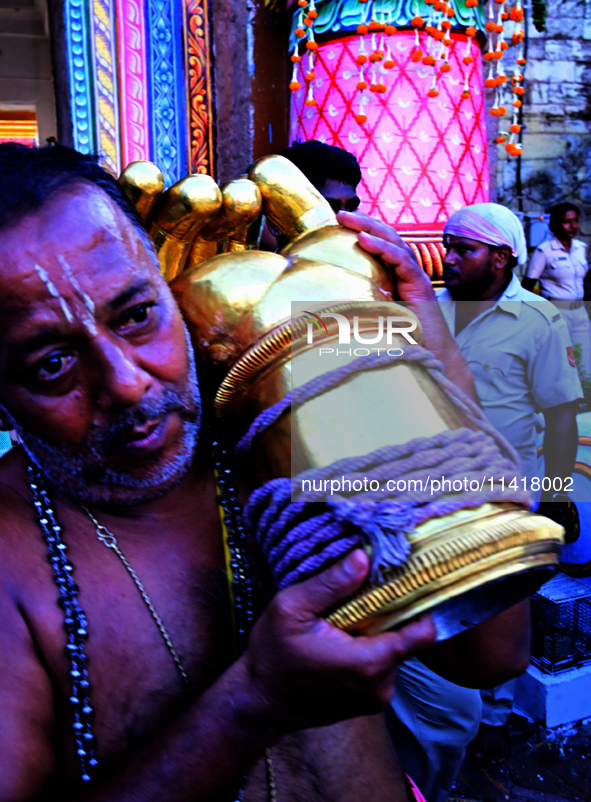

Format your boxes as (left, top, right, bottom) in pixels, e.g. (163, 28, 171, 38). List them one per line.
(10, 337, 202, 507)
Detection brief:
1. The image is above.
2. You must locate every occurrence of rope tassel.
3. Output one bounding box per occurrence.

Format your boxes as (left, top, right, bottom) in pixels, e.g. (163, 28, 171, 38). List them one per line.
(328, 502, 414, 580)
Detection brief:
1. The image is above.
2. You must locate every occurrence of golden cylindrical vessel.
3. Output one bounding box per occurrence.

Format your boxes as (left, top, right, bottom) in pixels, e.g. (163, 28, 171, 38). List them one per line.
(216, 302, 563, 639)
(176, 247, 563, 641)
(327, 502, 562, 637)
(281, 226, 395, 294)
(136, 155, 564, 641)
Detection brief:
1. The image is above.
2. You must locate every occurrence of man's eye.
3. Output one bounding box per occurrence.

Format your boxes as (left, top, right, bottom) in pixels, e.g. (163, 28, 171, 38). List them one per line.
(130, 305, 149, 323)
(120, 302, 156, 330)
(35, 353, 75, 381)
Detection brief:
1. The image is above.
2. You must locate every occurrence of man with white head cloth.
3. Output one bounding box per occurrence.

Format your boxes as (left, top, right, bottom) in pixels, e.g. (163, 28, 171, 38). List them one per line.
(438, 202, 581, 492)
(389, 203, 582, 802)
(440, 202, 581, 763)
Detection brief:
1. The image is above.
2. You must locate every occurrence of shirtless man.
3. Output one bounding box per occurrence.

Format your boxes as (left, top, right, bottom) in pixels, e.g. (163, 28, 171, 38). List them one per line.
(0, 144, 529, 801)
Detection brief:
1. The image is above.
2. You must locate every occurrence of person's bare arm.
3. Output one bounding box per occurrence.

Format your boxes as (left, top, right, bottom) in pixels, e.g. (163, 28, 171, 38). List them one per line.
(337, 211, 478, 402)
(1, 549, 435, 802)
(418, 600, 531, 689)
(522, 246, 546, 295)
(521, 276, 537, 292)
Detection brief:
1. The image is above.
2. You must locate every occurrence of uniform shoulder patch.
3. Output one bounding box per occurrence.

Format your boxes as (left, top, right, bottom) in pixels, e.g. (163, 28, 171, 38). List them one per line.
(567, 346, 576, 367)
(521, 297, 560, 326)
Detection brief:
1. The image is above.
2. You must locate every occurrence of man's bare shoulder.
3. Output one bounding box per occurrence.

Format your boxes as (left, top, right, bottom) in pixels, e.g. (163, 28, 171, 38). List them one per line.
(0, 447, 45, 563)
(0, 444, 35, 502)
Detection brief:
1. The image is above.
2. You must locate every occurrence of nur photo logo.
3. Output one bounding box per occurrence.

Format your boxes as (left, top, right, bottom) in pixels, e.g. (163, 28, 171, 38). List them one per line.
(301, 309, 418, 357)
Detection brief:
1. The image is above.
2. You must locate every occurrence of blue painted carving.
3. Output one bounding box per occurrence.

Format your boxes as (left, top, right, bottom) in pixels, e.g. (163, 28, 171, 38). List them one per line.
(64, 0, 96, 154)
(145, 0, 188, 187)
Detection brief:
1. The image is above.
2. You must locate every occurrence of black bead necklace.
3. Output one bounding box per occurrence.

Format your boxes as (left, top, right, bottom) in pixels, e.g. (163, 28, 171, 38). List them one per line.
(28, 441, 262, 791)
(211, 437, 256, 651)
(212, 438, 278, 801)
(28, 463, 98, 783)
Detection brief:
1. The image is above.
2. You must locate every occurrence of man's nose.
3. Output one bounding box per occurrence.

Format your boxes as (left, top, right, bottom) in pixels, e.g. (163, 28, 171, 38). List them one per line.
(95, 337, 153, 410)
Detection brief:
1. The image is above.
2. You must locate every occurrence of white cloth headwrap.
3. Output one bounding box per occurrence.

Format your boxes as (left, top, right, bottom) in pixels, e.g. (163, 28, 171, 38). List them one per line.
(444, 202, 527, 266)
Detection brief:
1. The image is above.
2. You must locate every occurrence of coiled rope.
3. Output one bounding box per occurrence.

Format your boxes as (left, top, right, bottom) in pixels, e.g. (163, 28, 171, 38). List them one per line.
(239, 345, 530, 589)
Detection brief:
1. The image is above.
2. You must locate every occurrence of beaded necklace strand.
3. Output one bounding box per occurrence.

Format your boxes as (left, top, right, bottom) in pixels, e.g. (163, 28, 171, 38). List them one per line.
(28, 464, 98, 783)
(28, 439, 276, 798)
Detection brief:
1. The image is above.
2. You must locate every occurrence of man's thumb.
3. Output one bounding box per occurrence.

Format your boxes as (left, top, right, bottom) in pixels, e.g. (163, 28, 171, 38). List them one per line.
(286, 549, 370, 616)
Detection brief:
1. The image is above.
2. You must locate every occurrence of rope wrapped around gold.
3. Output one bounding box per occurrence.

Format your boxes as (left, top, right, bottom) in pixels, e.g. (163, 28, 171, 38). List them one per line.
(241, 345, 531, 590)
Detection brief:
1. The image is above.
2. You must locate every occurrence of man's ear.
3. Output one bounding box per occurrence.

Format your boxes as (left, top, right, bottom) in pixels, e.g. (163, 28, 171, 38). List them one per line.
(493, 245, 512, 272)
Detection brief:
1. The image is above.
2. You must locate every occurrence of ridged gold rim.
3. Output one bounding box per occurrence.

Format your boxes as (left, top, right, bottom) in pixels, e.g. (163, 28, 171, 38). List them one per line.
(326, 509, 563, 632)
(213, 317, 295, 418)
(213, 300, 408, 418)
(342, 546, 559, 636)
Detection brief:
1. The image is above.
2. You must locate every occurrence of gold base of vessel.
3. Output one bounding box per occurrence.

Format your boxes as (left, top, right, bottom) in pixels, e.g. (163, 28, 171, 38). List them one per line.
(326, 503, 563, 639)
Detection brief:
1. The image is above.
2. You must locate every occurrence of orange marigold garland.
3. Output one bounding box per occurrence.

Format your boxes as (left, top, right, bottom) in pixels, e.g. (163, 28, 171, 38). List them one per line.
(290, 10, 305, 95)
(294, 9, 305, 39)
(478, 0, 528, 157)
(423, 15, 436, 65)
(304, 49, 316, 82)
(427, 73, 440, 97)
(291, 1, 320, 109)
(496, 57, 507, 87)
(289, 61, 301, 92)
(304, 83, 317, 107)
(461, 74, 471, 99)
(463, 34, 474, 64)
(411, 28, 424, 61)
(357, 22, 368, 64)
(384, 28, 396, 69)
(354, 99, 367, 124)
(289, 0, 529, 155)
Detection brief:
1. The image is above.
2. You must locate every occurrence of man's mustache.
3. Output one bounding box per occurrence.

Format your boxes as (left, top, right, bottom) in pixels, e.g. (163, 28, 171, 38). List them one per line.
(87, 391, 197, 454)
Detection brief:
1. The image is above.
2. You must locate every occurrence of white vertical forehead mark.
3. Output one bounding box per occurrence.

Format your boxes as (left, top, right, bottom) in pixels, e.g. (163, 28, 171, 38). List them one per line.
(34, 263, 74, 323)
(57, 254, 95, 315)
(55, 254, 98, 335)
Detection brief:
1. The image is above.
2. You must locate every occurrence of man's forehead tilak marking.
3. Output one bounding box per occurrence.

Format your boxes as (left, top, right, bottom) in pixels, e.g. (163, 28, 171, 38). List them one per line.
(3, 188, 162, 348)
(34, 263, 75, 324)
(57, 254, 96, 316)
(56, 254, 99, 336)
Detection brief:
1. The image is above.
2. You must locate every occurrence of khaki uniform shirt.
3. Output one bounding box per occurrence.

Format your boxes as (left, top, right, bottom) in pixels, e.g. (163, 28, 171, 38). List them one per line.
(437, 275, 582, 483)
(527, 237, 588, 300)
